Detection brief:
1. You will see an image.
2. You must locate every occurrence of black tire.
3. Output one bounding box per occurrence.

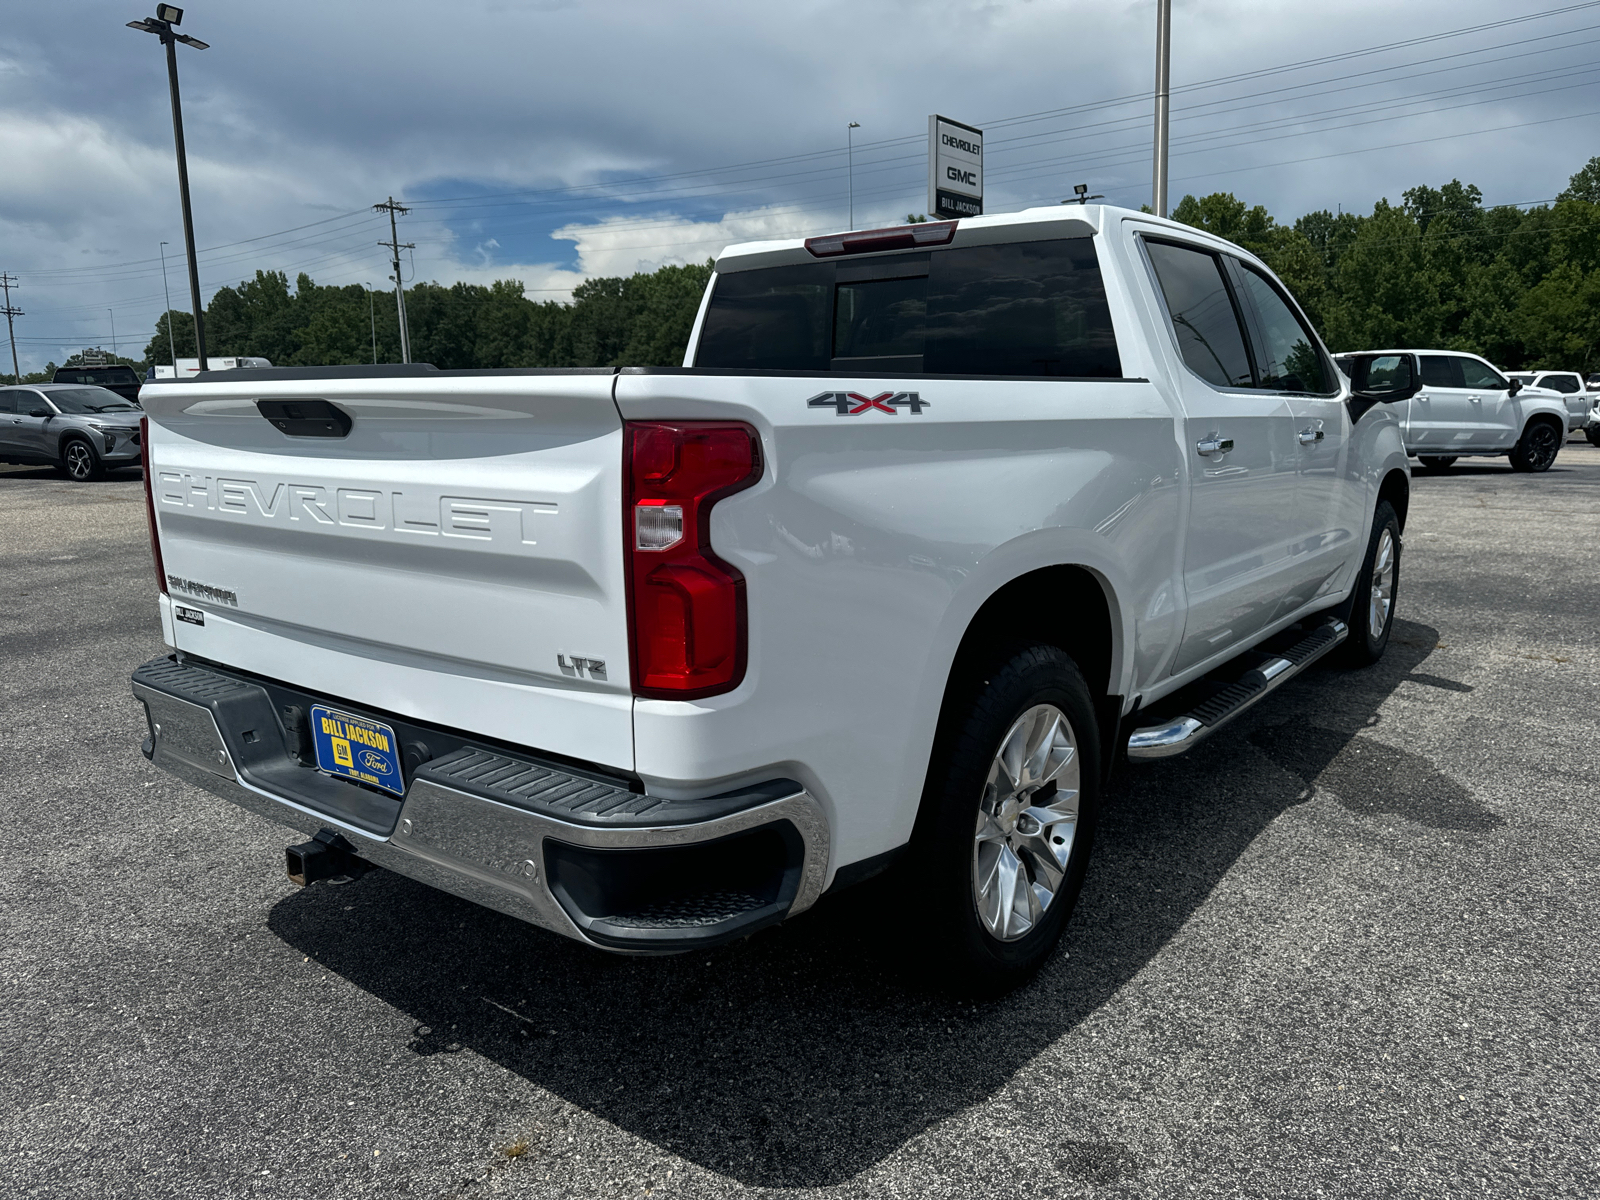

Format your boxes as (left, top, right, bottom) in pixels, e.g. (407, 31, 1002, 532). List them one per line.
(1585, 426, 1600, 448)
(1508, 418, 1561, 472)
(1343, 500, 1400, 667)
(911, 644, 1101, 995)
(60, 437, 103, 482)
(1417, 456, 1456, 472)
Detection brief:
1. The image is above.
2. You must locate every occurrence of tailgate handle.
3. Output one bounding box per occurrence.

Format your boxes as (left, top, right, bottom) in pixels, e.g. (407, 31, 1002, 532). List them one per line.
(256, 399, 353, 438)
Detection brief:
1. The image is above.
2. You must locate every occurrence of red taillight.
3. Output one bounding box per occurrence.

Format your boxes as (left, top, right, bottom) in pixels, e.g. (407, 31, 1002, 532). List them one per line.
(140, 416, 168, 597)
(804, 220, 957, 258)
(624, 421, 761, 699)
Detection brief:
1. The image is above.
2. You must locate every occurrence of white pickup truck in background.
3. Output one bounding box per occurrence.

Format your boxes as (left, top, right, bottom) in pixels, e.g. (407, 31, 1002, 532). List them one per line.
(1334, 350, 1570, 473)
(131, 205, 1414, 990)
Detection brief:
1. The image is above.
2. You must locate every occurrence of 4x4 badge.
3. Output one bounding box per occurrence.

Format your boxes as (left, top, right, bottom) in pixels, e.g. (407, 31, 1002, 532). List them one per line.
(807, 390, 930, 415)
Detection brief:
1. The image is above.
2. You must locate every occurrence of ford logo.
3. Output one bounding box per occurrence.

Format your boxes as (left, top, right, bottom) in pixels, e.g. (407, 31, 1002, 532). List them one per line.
(359, 750, 392, 774)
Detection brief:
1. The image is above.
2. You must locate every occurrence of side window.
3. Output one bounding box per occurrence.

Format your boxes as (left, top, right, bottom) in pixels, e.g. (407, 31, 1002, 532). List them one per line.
(1459, 358, 1504, 389)
(1230, 263, 1336, 394)
(1144, 240, 1253, 389)
(0, 391, 15, 415)
(1547, 373, 1580, 394)
(1420, 356, 1463, 388)
(695, 264, 832, 371)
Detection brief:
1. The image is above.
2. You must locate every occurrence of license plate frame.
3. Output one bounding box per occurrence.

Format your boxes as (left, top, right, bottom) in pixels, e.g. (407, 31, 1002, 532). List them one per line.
(308, 704, 405, 797)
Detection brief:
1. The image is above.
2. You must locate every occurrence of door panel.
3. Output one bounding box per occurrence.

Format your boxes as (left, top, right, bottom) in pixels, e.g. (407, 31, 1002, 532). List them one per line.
(1141, 239, 1304, 675)
(1458, 357, 1517, 447)
(1413, 356, 1474, 451)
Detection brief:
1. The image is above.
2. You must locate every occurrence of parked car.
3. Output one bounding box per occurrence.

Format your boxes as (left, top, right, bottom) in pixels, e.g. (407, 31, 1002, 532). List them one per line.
(0, 383, 143, 480)
(1334, 351, 1569, 472)
(51, 364, 143, 406)
(1586, 396, 1600, 447)
(131, 205, 1414, 991)
(1502, 370, 1588, 433)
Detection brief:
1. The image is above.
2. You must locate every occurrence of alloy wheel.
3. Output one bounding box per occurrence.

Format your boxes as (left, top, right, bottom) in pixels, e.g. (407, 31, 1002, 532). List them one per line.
(1369, 527, 1396, 640)
(972, 704, 1081, 942)
(65, 442, 94, 481)
(1527, 423, 1560, 470)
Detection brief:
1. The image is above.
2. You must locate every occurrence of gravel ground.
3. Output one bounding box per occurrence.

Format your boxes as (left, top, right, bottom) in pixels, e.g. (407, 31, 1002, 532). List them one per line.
(1, 443, 1597, 1199)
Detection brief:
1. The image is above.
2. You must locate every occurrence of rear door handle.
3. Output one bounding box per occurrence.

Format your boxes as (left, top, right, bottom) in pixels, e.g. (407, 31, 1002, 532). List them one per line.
(1298, 428, 1325, 445)
(1195, 437, 1234, 456)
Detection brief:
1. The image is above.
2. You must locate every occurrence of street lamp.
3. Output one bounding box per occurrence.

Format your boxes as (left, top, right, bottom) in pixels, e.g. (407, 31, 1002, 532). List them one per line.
(1152, 0, 1171, 218)
(127, 6, 211, 372)
(847, 122, 861, 228)
(364, 284, 377, 364)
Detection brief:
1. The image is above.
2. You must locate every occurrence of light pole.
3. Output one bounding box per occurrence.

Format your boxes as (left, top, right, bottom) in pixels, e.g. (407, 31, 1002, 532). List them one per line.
(108, 308, 118, 361)
(159, 241, 177, 371)
(1152, 0, 1171, 218)
(365, 284, 377, 364)
(847, 121, 861, 228)
(127, 5, 210, 371)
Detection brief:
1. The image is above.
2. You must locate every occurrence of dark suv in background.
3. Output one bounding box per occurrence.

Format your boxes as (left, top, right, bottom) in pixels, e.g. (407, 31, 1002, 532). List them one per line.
(51, 365, 143, 405)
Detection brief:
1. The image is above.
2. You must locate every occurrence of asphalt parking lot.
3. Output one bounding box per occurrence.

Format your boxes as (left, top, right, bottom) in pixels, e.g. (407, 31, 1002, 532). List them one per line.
(2, 442, 1597, 1200)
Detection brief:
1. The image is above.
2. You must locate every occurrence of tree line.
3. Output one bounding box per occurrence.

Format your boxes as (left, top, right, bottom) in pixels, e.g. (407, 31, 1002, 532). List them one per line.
(7, 153, 1600, 386)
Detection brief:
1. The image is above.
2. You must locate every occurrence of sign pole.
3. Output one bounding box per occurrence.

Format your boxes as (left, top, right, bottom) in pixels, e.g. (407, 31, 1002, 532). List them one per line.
(1153, 0, 1171, 218)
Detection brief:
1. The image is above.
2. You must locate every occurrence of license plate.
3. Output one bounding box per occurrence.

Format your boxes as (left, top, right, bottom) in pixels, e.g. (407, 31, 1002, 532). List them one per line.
(309, 705, 405, 797)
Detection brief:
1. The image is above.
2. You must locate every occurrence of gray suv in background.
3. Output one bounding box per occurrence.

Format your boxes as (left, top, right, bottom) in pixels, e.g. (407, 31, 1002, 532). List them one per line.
(0, 384, 143, 481)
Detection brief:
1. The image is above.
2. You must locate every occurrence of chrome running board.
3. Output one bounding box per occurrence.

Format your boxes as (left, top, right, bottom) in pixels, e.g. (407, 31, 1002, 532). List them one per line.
(1127, 619, 1348, 761)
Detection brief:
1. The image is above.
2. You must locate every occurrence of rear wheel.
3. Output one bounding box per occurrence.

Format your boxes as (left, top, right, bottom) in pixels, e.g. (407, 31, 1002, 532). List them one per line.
(1586, 426, 1600, 448)
(913, 644, 1100, 994)
(1343, 500, 1400, 667)
(1417, 456, 1456, 472)
(1509, 419, 1561, 472)
(60, 437, 103, 482)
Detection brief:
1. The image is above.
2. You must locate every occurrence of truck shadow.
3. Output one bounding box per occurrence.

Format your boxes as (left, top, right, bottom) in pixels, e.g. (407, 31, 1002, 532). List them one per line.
(267, 618, 1499, 1188)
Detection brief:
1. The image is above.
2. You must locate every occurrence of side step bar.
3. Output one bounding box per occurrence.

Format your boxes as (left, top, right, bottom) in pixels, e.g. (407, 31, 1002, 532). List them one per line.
(1128, 619, 1348, 761)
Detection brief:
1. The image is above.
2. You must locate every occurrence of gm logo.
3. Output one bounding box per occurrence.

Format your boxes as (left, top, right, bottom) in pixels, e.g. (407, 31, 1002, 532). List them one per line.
(946, 167, 978, 185)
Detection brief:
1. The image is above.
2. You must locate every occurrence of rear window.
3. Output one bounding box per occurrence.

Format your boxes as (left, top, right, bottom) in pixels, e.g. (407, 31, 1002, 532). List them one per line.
(695, 238, 1122, 377)
(54, 367, 139, 386)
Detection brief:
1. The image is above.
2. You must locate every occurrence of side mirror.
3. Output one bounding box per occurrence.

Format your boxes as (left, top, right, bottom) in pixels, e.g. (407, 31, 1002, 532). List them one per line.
(1345, 353, 1420, 421)
(29, 408, 51, 418)
(1507, 377, 1523, 396)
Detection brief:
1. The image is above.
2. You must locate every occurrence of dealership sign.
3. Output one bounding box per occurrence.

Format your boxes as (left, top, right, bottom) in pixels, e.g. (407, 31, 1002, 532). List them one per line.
(928, 115, 983, 220)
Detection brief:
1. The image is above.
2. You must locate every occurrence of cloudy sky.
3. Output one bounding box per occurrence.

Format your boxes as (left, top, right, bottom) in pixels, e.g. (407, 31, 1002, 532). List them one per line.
(3, 0, 1598, 371)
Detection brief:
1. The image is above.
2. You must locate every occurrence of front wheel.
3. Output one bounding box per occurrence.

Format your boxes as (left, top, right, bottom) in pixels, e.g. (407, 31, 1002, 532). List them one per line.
(1586, 426, 1600, 448)
(60, 438, 103, 482)
(1417, 456, 1456, 472)
(1509, 419, 1561, 472)
(1343, 500, 1400, 667)
(913, 644, 1100, 994)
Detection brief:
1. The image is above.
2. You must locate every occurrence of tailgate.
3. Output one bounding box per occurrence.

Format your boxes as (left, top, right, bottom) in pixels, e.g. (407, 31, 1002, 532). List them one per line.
(141, 370, 633, 771)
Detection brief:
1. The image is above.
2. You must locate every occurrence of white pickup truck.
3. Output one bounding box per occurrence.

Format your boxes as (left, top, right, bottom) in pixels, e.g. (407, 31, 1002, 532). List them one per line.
(1334, 350, 1570, 473)
(131, 205, 1414, 990)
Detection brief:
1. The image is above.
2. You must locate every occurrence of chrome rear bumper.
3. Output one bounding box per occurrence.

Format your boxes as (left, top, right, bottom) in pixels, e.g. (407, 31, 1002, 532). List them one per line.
(132, 657, 828, 952)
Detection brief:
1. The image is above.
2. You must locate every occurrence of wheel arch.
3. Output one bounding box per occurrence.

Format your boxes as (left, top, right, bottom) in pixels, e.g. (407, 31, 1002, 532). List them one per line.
(919, 563, 1122, 814)
(1377, 467, 1410, 531)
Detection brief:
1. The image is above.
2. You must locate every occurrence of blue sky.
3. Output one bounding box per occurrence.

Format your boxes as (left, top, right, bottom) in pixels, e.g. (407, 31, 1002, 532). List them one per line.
(2, 0, 1598, 371)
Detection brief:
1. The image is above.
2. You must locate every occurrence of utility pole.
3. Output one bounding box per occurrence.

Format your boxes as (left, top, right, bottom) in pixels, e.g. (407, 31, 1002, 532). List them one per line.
(374, 197, 413, 364)
(159, 241, 177, 370)
(1152, 0, 1171, 218)
(127, 6, 211, 371)
(109, 308, 119, 361)
(0, 273, 21, 384)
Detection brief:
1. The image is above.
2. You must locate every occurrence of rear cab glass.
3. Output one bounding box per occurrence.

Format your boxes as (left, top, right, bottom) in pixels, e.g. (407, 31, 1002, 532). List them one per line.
(695, 237, 1122, 377)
